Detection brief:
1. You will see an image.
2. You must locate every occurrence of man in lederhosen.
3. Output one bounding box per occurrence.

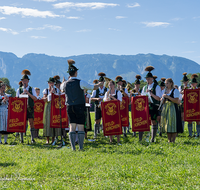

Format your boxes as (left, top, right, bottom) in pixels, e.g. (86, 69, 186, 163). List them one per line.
(178, 72, 190, 133)
(16, 69, 37, 143)
(141, 66, 162, 142)
(61, 60, 103, 150)
(91, 73, 107, 138)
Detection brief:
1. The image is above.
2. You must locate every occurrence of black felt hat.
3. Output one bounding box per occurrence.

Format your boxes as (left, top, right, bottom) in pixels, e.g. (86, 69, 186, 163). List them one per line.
(21, 69, 31, 80)
(53, 75, 61, 84)
(67, 59, 78, 73)
(159, 77, 166, 87)
(191, 74, 198, 84)
(182, 72, 189, 82)
(98, 72, 106, 82)
(135, 75, 141, 84)
(47, 77, 55, 83)
(145, 66, 154, 78)
(115, 76, 123, 83)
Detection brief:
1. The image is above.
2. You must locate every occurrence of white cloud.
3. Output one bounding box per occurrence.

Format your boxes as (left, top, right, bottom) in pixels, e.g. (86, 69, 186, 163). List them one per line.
(0, 6, 60, 18)
(193, 16, 200, 19)
(127, 3, 140, 8)
(34, 0, 57, 2)
(142, 22, 170, 27)
(76, 29, 91, 32)
(116, 16, 126, 19)
(53, 2, 119, 10)
(0, 17, 6, 20)
(23, 24, 62, 32)
(66, 16, 81, 19)
(0, 27, 18, 35)
(108, 28, 121, 31)
(182, 51, 195, 54)
(171, 17, 183, 21)
(31, 36, 47, 39)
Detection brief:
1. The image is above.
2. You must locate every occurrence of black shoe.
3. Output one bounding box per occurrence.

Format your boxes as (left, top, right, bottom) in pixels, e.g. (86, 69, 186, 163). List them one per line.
(151, 139, 154, 142)
(188, 135, 192, 138)
(123, 133, 127, 138)
(20, 140, 24, 143)
(159, 132, 162, 137)
(31, 139, 36, 144)
(4, 142, 8, 145)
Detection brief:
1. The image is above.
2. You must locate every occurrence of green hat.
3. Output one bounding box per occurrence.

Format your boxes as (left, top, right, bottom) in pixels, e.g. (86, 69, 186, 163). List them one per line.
(53, 75, 61, 85)
(159, 77, 166, 87)
(67, 59, 78, 74)
(47, 77, 55, 83)
(182, 72, 189, 82)
(191, 74, 198, 84)
(135, 75, 141, 84)
(145, 66, 154, 78)
(98, 72, 106, 82)
(115, 76, 123, 83)
(21, 75, 30, 80)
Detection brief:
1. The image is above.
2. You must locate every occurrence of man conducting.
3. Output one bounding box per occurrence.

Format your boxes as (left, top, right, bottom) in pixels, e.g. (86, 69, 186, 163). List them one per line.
(61, 60, 103, 151)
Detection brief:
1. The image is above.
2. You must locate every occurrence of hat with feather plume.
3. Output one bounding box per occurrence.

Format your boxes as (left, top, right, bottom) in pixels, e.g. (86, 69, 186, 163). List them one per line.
(98, 72, 106, 82)
(145, 66, 154, 78)
(182, 72, 189, 82)
(93, 79, 99, 84)
(53, 75, 61, 84)
(115, 75, 123, 83)
(135, 75, 141, 84)
(21, 69, 31, 80)
(67, 59, 78, 74)
(159, 77, 166, 87)
(153, 75, 158, 85)
(191, 74, 198, 84)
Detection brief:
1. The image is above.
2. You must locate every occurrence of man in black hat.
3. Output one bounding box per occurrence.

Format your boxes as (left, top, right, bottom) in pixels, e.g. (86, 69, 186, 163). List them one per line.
(16, 70, 37, 143)
(141, 66, 162, 142)
(178, 73, 190, 133)
(61, 60, 103, 150)
(91, 72, 107, 138)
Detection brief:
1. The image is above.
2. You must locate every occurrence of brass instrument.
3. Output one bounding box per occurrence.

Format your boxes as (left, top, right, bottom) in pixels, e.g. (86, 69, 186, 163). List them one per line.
(126, 82, 134, 91)
(104, 76, 112, 88)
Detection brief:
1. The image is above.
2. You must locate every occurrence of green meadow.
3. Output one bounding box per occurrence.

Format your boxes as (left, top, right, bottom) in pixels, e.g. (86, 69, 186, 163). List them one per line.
(0, 112, 200, 189)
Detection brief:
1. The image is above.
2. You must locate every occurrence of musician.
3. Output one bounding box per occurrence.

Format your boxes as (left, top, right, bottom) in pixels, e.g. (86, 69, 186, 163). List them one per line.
(178, 72, 190, 132)
(115, 76, 128, 137)
(188, 74, 200, 137)
(142, 66, 162, 142)
(0, 82, 12, 144)
(61, 59, 103, 151)
(42, 77, 56, 144)
(91, 73, 107, 138)
(103, 80, 122, 145)
(16, 70, 37, 144)
(161, 78, 182, 142)
(153, 75, 158, 85)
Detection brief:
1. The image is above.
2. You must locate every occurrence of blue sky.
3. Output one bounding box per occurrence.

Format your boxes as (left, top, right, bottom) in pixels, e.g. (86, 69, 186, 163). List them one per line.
(0, 0, 200, 64)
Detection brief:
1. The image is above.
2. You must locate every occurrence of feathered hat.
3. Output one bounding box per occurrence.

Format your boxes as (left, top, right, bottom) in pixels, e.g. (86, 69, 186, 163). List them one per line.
(122, 80, 126, 87)
(98, 72, 106, 82)
(53, 75, 61, 84)
(182, 72, 189, 82)
(21, 69, 31, 80)
(153, 75, 158, 85)
(135, 75, 141, 85)
(93, 79, 99, 84)
(191, 74, 198, 84)
(67, 59, 78, 74)
(47, 77, 55, 83)
(145, 66, 154, 78)
(19, 81, 23, 87)
(159, 77, 166, 87)
(115, 75, 123, 83)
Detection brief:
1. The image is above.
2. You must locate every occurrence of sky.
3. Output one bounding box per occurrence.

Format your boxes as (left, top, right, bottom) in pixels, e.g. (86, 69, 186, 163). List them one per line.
(0, 0, 200, 64)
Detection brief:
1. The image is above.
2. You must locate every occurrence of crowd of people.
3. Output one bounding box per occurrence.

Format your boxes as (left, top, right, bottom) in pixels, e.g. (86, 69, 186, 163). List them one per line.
(0, 60, 199, 150)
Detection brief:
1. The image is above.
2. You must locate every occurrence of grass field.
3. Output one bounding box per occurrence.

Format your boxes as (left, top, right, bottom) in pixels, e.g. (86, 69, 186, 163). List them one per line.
(0, 112, 200, 189)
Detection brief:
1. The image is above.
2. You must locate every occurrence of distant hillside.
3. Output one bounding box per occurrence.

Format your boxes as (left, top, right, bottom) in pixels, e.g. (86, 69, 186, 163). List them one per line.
(0, 51, 199, 93)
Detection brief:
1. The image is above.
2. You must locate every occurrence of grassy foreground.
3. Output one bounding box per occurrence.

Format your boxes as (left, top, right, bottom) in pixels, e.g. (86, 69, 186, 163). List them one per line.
(0, 112, 200, 189)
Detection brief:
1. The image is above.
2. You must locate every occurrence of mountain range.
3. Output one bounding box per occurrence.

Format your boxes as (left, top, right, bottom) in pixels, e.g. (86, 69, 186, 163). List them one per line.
(0, 51, 199, 93)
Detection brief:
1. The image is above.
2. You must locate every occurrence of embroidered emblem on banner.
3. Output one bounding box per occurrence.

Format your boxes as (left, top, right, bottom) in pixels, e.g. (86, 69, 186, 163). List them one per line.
(120, 99, 126, 110)
(135, 98, 145, 111)
(34, 102, 44, 113)
(187, 92, 198, 104)
(105, 103, 117, 116)
(11, 100, 24, 113)
(54, 97, 65, 109)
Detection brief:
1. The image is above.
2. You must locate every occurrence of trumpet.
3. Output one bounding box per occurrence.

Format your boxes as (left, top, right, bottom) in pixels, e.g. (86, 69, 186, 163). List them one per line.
(104, 76, 112, 88)
(126, 82, 134, 91)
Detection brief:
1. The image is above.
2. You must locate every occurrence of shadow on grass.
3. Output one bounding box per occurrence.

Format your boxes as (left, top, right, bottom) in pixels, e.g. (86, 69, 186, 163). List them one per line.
(0, 162, 17, 167)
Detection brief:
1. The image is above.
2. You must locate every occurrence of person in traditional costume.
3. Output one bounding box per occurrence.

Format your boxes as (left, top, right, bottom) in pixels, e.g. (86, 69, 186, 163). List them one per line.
(141, 66, 162, 142)
(161, 78, 183, 142)
(42, 77, 56, 144)
(115, 76, 128, 137)
(188, 74, 200, 137)
(91, 73, 107, 138)
(0, 82, 12, 144)
(16, 69, 37, 143)
(153, 75, 158, 85)
(178, 73, 190, 132)
(103, 80, 122, 145)
(61, 59, 103, 151)
(159, 78, 166, 95)
(84, 89, 92, 139)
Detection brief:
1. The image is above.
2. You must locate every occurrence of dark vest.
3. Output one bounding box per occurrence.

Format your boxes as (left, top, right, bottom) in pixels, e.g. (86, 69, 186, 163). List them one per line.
(144, 83, 160, 105)
(19, 86, 34, 108)
(95, 87, 107, 105)
(64, 79, 85, 105)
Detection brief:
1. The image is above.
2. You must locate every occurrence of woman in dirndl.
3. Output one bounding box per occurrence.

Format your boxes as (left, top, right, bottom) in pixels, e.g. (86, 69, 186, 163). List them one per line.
(161, 78, 183, 143)
(0, 82, 12, 144)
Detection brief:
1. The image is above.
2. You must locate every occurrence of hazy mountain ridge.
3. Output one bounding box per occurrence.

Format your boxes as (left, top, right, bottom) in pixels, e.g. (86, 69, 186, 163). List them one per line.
(0, 51, 199, 92)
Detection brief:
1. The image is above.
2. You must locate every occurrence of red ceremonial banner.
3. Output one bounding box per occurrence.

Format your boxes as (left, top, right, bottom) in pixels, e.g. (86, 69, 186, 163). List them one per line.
(34, 99, 45, 129)
(7, 97, 27, 133)
(131, 96, 150, 132)
(184, 89, 200, 122)
(50, 93, 68, 128)
(101, 100, 122, 136)
(120, 97, 129, 127)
